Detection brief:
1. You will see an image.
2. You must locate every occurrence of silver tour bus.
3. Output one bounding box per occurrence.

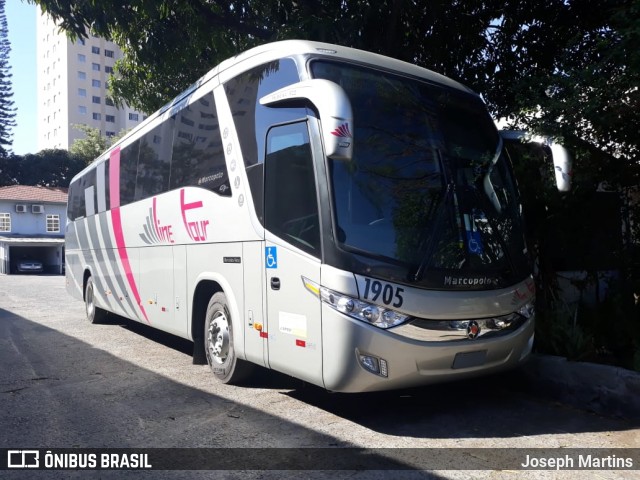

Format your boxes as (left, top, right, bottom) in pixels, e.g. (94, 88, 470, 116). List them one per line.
(66, 41, 536, 392)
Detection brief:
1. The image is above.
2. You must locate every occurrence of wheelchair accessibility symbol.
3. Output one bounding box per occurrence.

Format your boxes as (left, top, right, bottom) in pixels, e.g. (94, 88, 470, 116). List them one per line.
(466, 230, 484, 255)
(265, 246, 278, 269)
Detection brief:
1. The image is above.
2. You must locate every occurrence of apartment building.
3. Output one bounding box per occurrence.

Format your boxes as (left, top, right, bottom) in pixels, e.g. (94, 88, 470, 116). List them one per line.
(36, 11, 145, 151)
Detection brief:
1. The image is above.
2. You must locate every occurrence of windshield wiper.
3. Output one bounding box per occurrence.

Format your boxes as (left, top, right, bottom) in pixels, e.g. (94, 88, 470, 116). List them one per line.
(409, 183, 452, 282)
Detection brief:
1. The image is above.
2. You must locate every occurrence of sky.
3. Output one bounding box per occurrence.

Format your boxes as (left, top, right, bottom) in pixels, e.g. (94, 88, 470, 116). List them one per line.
(6, 0, 37, 156)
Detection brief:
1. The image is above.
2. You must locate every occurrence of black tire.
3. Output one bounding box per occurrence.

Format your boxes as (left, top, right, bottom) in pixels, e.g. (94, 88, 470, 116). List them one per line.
(85, 276, 108, 324)
(204, 292, 253, 384)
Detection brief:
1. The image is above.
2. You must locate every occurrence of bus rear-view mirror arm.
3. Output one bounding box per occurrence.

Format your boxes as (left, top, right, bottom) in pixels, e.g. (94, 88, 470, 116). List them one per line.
(259, 79, 354, 161)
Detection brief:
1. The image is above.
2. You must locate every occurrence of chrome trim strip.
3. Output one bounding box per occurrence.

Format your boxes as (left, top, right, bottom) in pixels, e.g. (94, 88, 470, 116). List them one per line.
(389, 312, 528, 342)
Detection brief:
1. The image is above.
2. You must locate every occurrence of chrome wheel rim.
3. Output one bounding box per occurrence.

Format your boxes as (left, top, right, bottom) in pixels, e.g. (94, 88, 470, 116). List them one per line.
(86, 282, 95, 321)
(207, 311, 230, 365)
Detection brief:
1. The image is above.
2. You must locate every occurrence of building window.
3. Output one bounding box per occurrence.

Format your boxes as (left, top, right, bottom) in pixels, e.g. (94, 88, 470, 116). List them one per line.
(77, 53, 86, 62)
(129, 113, 139, 121)
(91, 46, 100, 54)
(78, 106, 87, 114)
(46, 214, 60, 233)
(180, 116, 195, 127)
(92, 96, 101, 104)
(106, 115, 115, 123)
(92, 79, 101, 88)
(78, 38, 85, 46)
(105, 98, 114, 107)
(92, 113, 101, 120)
(92, 63, 100, 71)
(104, 49, 114, 58)
(105, 66, 114, 74)
(78, 88, 87, 97)
(0, 212, 10, 232)
(78, 71, 86, 80)
(106, 131, 115, 137)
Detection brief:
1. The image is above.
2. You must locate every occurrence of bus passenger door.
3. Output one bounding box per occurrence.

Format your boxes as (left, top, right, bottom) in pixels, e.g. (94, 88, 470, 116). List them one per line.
(263, 121, 324, 386)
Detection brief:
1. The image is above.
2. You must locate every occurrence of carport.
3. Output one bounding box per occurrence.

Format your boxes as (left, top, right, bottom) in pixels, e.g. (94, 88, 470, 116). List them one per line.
(0, 236, 65, 275)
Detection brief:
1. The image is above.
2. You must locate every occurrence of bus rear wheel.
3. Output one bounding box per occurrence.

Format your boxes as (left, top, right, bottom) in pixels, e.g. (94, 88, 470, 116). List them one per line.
(204, 292, 253, 384)
(85, 276, 107, 324)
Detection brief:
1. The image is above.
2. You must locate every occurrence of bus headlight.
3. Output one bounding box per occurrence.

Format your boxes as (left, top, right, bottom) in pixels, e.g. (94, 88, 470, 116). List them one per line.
(302, 277, 411, 329)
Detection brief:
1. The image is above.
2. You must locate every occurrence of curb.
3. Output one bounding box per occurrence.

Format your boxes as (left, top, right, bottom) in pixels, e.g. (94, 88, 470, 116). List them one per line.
(519, 354, 640, 420)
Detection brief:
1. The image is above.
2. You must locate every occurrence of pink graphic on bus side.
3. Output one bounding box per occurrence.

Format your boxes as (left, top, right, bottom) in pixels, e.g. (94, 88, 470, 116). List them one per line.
(180, 189, 210, 242)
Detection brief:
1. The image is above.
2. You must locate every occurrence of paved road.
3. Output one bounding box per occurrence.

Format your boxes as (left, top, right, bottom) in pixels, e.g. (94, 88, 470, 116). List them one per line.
(0, 275, 637, 479)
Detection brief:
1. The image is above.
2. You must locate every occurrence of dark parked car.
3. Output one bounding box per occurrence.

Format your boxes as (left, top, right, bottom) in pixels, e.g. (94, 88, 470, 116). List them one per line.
(16, 258, 44, 274)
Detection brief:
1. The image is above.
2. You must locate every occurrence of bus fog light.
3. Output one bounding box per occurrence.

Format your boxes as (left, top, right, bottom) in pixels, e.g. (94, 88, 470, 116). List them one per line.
(359, 354, 380, 374)
(358, 354, 388, 377)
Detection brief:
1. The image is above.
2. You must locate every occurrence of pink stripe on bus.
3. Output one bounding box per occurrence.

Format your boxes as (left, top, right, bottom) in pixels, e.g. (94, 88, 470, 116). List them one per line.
(111, 206, 149, 324)
(109, 147, 121, 209)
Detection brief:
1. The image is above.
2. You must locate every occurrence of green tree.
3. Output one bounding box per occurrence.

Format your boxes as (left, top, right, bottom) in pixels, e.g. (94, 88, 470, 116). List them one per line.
(69, 124, 127, 163)
(0, 152, 19, 185)
(69, 124, 108, 163)
(30, 1, 639, 157)
(0, 150, 85, 187)
(491, 0, 640, 168)
(0, 0, 16, 157)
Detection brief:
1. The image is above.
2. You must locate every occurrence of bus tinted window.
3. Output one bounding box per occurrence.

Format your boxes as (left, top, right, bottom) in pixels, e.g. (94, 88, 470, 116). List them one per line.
(170, 92, 230, 196)
(136, 121, 174, 200)
(224, 59, 303, 223)
(264, 122, 320, 256)
(67, 178, 83, 220)
(119, 140, 140, 206)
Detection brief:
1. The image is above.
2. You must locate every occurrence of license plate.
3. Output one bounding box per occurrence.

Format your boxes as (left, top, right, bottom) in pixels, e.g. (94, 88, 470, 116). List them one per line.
(452, 350, 487, 369)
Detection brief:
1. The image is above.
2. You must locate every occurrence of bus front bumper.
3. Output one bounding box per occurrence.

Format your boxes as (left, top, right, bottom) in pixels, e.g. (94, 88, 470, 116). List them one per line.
(321, 305, 535, 392)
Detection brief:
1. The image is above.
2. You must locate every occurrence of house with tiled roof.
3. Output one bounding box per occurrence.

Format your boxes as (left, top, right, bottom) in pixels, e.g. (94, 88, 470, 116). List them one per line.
(0, 185, 68, 274)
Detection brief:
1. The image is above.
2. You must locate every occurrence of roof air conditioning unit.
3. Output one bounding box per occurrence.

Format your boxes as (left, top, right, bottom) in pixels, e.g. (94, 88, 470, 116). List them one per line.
(15, 204, 27, 213)
(32, 205, 45, 214)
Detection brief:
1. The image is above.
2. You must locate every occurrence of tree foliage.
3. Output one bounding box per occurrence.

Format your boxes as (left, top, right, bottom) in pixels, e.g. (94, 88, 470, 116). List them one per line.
(30, 1, 639, 160)
(69, 124, 127, 163)
(0, 0, 16, 157)
(0, 149, 85, 187)
(68, 124, 108, 164)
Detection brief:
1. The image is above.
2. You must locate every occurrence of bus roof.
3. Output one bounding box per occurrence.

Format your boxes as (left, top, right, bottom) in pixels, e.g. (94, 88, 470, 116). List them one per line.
(75, 40, 477, 179)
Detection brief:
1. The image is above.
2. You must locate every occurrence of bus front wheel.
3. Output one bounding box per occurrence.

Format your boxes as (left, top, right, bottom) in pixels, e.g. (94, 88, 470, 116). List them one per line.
(85, 276, 107, 324)
(204, 292, 253, 384)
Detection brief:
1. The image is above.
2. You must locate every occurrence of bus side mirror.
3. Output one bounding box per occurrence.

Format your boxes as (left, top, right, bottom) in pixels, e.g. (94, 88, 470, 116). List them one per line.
(549, 143, 572, 192)
(259, 79, 354, 161)
(499, 130, 572, 192)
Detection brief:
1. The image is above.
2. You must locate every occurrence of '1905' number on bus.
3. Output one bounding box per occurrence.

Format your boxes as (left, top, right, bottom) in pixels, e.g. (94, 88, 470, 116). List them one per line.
(363, 278, 404, 308)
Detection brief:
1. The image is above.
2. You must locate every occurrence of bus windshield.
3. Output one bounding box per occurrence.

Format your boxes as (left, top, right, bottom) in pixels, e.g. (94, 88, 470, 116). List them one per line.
(311, 60, 529, 289)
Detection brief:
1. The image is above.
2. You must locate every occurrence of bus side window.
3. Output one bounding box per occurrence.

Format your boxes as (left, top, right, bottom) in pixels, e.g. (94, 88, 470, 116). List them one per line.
(264, 122, 320, 257)
(224, 58, 304, 224)
(120, 140, 140, 206)
(136, 120, 174, 200)
(170, 92, 230, 195)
